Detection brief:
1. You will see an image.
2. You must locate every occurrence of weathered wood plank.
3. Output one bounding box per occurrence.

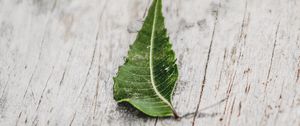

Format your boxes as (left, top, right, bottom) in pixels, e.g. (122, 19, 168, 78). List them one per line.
(0, 0, 299, 126)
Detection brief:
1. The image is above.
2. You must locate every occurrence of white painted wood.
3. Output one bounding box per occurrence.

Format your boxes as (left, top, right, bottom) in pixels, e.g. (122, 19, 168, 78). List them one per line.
(0, 0, 299, 126)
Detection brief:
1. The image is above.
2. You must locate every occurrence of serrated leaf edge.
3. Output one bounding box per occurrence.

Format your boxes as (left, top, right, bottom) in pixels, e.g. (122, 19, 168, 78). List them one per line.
(149, 0, 175, 112)
(114, 0, 179, 118)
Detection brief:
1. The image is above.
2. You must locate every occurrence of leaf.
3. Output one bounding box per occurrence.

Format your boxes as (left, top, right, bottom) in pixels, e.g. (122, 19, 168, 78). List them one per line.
(113, 0, 179, 117)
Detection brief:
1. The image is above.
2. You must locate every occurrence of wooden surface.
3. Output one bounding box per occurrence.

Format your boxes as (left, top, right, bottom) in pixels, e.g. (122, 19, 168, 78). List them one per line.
(0, 0, 299, 125)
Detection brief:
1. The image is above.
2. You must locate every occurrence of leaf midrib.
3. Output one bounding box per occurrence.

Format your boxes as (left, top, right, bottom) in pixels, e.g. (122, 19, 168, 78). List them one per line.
(149, 0, 173, 111)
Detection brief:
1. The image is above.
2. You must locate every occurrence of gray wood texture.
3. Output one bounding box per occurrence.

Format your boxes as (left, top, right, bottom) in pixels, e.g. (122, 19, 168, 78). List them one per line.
(0, 0, 299, 125)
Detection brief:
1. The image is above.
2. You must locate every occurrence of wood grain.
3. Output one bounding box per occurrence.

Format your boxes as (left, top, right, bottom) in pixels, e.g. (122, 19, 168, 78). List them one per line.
(0, 0, 299, 125)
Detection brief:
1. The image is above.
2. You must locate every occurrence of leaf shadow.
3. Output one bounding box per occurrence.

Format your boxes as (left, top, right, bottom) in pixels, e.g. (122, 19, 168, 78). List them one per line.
(116, 102, 154, 119)
(116, 102, 220, 121)
(116, 102, 177, 120)
(116, 97, 228, 120)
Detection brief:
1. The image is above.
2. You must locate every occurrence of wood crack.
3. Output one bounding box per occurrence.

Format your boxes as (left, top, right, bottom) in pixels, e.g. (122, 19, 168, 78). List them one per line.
(215, 49, 227, 93)
(69, 112, 76, 126)
(36, 66, 54, 111)
(77, 32, 98, 100)
(23, 33, 46, 100)
(192, 2, 219, 125)
(92, 67, 102, 120)
(57, 43, 75, 95)
(77, 0, 108, 101)
(265, 22, 280, 87)
(238, 0, 248, 44)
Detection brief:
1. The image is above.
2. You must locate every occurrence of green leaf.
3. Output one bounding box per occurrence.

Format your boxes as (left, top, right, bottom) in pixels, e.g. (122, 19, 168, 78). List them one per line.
(113, 0, 178, 117)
